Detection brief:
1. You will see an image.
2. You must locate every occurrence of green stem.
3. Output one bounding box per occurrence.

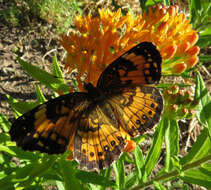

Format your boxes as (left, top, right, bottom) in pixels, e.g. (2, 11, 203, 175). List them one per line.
(130, 154, 211, 190)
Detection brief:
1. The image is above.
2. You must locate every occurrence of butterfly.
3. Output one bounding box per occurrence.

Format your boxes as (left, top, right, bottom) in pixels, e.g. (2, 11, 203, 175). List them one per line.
(9, 42, 163, 171)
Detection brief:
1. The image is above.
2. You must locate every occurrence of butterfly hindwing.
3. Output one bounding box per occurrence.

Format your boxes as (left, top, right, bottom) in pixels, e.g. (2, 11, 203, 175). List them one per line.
(108, 86, 163, 137)
(97, 42, 162, 90)
(9, 92, 90, 154)
(74, 104, 126, 170)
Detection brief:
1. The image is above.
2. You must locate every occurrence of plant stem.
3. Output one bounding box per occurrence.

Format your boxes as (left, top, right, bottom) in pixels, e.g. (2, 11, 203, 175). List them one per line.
(130, 154, 211, 190)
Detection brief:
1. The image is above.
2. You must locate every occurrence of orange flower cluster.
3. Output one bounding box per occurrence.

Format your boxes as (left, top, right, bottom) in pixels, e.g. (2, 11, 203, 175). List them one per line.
(59, 4, 199, 89)
(144, 4, 199, 75)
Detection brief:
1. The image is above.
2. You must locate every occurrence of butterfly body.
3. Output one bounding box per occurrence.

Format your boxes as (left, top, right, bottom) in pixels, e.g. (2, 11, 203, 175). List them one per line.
(10, 42, 163, 171)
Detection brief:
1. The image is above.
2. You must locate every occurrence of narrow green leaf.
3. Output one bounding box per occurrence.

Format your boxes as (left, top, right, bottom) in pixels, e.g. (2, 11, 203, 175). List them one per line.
(125, 171, 138, 189)
(52, 53, 64, 82)
(35, 84, 46, 103)
(7, 94, 39, 117)
(56, 181, 65, 190)
(8, 146, 41, 160)
(164, 119, 171, 171)
(153, 181, 167, 190)
(18, 58, 70, 94)
(0, 133, 10, 144)
(196, 35, 211, 48)
(180, 127, 211, 165)
(0, 145, 16, 156)
(99, 168, 112, 190)
(143, 118, 166, 179)
(195, 72, 211, 134)
(134, 145, 144, 181)
(169, 120, 179, 156)
(199, 55, 211, 62)
(0, 164, 34, 187)
(59, 160, 83, 190)
(182, 184, 190, 190)
(199, 28, 211, 36)
(0, 113, 10, 132)
(113, 157, 125, 189)
(164, 119, 179, 171)
(18, 157, 56, 188)
(75, 170, 116, 187)
(180, 164, 211, 188)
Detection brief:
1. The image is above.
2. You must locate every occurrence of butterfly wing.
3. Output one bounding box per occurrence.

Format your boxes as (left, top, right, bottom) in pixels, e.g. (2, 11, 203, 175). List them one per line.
(107, 86, 163, 137)
(73, 103, 126, 170)
(10, 92, 127, 171)
(97, 42, 163, 137)
(97, 42, 162, 91)
(9, 92, 90, 154)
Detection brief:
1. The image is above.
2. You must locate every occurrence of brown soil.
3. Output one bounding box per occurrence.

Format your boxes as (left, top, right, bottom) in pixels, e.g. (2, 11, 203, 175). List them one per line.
(0, 12, 64, 119)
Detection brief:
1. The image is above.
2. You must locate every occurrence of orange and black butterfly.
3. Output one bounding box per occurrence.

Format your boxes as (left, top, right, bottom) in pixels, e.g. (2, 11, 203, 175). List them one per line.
(10, 42, 163, 171)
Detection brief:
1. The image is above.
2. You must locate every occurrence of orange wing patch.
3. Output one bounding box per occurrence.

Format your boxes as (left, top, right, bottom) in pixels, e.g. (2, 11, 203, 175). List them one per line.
(108, 86, 163, 137)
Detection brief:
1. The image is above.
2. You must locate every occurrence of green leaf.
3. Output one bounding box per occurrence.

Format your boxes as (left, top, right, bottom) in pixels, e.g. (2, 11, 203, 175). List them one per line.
(134, 145, 144, 181)
(199, 55, 211, 62)
(113, 157, 125, 189)
(180, 127, 211, 165)
(164, 119, 179, 171)
(99, 167, 112, 190)
(180, 163, 211, 188)
(200, 28, 211, 36)
(153, 181, 167, 190)
(0, 164, 35, 188)
(52, 53, 64, 81)
(194, 72, 211, 134)
(0, 113, 10, 133)
(143, 118, 166, 179)
(8, 146, 41, 160)
(35, 84, 46, 103)
(0, 132, 10, 144)
(125, 171, 138, 189)
(196, 35, 211, 48)
(58, 160, 83, 190)
(139, 0, 162, 12)
(75, 170, 116, 187)
(17, 157, 56, 188)
(56, 181, 65, 190)
(0, 145, 16, 156)
(17, 58, 70, 94)
(7, 94, 39, 116)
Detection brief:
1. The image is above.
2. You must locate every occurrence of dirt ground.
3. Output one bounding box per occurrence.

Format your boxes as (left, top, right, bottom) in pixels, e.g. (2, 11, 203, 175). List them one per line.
(0, 14, 63, 119)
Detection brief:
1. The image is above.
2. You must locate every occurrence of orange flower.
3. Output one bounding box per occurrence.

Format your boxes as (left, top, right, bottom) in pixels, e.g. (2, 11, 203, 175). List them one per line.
(124, 140, 136, 152)
(59, 4, 199, 90)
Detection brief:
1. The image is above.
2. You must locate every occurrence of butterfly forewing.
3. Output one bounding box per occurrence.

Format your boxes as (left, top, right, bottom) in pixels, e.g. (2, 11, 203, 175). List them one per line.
(97, 42, 162, 90)
(10, 92, 90, 154)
